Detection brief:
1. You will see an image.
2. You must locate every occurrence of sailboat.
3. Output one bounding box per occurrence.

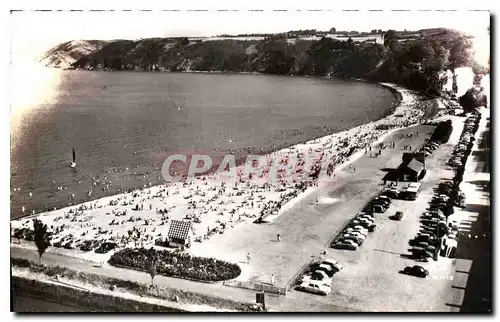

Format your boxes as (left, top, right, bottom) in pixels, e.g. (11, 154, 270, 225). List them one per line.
(70, 148, 76, 168)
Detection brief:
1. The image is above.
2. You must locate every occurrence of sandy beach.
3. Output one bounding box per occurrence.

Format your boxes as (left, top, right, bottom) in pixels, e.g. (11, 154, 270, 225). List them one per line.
(10, 83, 444, 264)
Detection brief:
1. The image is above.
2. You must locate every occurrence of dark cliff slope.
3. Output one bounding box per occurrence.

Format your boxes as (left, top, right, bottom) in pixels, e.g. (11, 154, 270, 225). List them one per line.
(41, 28, 475, 93)
(45, 36, 387, 79)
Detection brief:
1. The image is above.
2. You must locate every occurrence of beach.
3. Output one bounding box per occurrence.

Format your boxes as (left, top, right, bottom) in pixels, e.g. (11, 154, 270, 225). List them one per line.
(10, 83, 442, 265)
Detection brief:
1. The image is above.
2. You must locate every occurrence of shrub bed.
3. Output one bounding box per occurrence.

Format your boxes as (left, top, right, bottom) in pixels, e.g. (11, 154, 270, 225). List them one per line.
(12, 228, 36, 241)
(95, 242, 117, 254)
(108, 248, 241, 282)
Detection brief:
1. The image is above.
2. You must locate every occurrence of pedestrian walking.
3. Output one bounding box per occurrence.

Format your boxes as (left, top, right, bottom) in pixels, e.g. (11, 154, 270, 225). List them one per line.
(247, 252, 251, 264)
(353, 166, 356, 173)
(271, 274, 276, 285)
(277, 234, 281, 242)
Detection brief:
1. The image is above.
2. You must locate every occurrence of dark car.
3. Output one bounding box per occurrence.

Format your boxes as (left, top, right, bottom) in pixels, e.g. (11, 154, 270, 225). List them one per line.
(375, 196, 392, 204)
(370, 204, 386, 213)
(402, 265, 429, 278)
(390, 211, 403, 221)
(381, 189, 399, 199)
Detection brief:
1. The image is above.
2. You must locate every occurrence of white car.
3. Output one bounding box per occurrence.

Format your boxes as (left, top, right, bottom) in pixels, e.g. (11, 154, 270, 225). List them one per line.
(346, 227, 368, 235)
(358, 217, 374, 225)
(345, 228, 367, 238)
(349, 231, 367, 240)
(297, 281, 331, 296)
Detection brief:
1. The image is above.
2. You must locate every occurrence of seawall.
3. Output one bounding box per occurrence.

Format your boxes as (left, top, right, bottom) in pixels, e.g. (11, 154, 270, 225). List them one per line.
(12, 276, 185, 312)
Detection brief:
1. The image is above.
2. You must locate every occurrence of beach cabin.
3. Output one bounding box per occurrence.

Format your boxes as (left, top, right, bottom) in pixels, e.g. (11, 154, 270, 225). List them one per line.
(402, 152, 426, 166)
(167, 220, 194, 248)
(383, 152, 426, 184)
(397, 158, 426, 182)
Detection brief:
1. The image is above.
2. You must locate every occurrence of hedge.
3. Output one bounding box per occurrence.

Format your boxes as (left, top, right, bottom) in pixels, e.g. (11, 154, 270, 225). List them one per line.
(429, 120, 453, 143)
(108, 248, 241, 282)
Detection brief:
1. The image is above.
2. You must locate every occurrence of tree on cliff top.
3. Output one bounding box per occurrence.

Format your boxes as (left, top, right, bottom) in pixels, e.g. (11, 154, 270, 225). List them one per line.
(33, 219, 51, 265)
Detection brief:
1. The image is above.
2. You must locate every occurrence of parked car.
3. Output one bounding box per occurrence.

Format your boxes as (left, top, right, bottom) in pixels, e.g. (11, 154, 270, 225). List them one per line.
(381, 189, 400, 199)
(341, 235, 363, 246)
(377, 195, 392, 203)
(300, 270, 332, 286)
(390, 211, 404, 221)
(345, 227, 367, 235)
(333, 242, 358, 251)
(401, 265, 429, 278)
(371, 204, 386, 213)
(350, 221, 371, 230)
(297, 281, 331, 295)
(321, 259, 343, 272)
(313, 263, 336, 277)
(358, 216, 374, 223)
(345, 228, 368, 238)
(348, 230, 367, 239)
(369, 199, 389, 208)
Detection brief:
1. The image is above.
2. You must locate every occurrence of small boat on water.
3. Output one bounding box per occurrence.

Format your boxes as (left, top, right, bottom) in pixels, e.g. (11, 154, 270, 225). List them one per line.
(70, 148, 76, 168)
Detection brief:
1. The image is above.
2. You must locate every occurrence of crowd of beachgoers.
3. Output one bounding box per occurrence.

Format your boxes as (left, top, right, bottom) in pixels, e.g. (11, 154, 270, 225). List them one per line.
(11, 84, 447, 258)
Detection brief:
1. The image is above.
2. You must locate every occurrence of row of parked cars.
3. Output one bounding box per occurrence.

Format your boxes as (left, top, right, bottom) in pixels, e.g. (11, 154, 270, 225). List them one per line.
(448, 113, 480, 168)
(296, 259, 343, 295)
(419, 140, 441, 158)
(331, 194, 394, 250)
(403, 113, 480, 264)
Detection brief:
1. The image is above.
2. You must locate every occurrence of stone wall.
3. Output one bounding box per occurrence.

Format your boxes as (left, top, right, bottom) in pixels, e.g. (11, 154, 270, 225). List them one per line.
(12, 276, 184, 312)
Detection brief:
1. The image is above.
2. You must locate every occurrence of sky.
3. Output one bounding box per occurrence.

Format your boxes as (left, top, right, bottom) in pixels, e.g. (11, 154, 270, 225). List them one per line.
(9, 10, 491, 67)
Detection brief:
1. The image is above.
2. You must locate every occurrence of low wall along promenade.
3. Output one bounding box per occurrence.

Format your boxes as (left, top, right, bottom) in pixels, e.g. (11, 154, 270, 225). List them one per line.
(12, 276, 185, 312)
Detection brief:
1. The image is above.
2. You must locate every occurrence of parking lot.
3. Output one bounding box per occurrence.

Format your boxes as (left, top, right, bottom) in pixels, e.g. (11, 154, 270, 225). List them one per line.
(288, 117, 466, 311)
(185, 116, 475, 311)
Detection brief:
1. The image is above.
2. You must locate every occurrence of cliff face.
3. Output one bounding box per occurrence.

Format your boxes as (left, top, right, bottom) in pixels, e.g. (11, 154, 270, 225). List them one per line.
(40, 28, 474, 94)
(41, 36, 387, 78)
(40, 40, 109, 69)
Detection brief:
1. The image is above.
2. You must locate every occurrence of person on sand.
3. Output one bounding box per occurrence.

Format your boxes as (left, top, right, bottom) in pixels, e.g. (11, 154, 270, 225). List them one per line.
(271, 274, 276, 286)
(247, 252, 251, 264)
(277, 234, 281, 242)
